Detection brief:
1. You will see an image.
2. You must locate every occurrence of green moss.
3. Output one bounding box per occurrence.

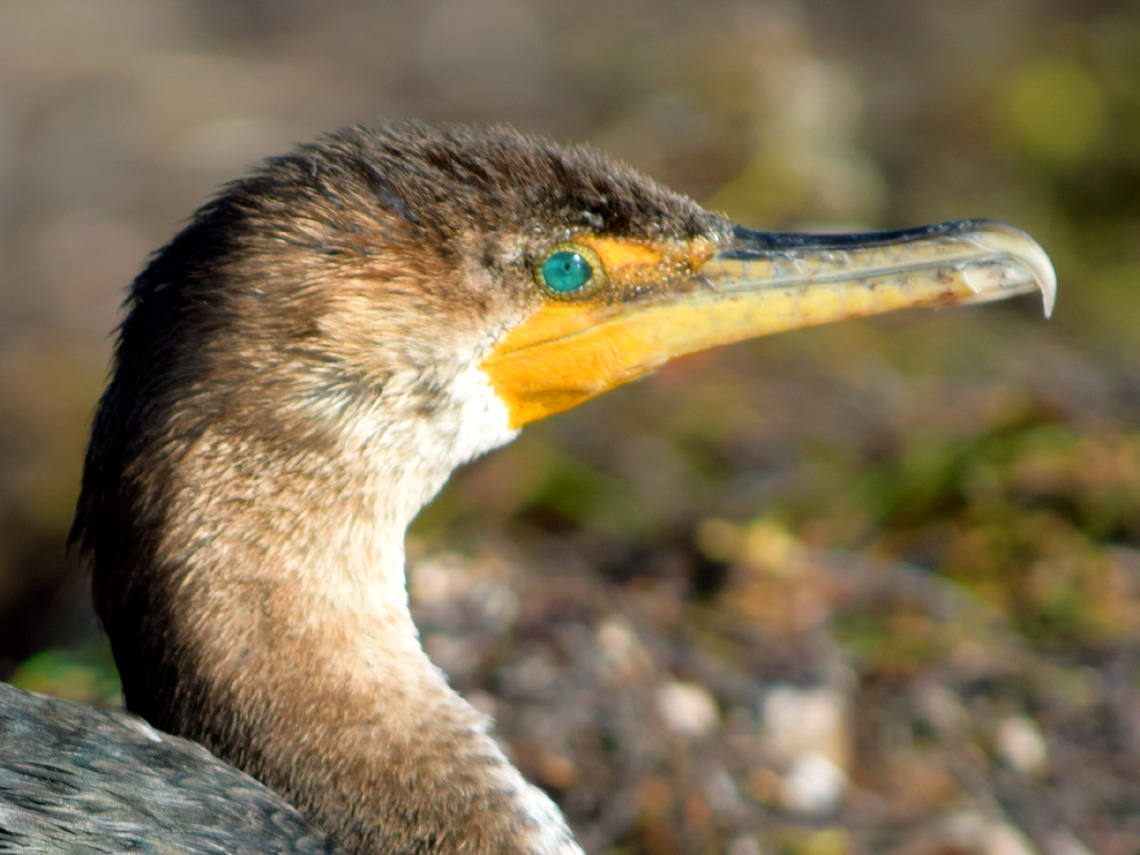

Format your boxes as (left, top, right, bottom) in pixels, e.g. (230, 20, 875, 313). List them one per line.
(10, 642, 122, 707)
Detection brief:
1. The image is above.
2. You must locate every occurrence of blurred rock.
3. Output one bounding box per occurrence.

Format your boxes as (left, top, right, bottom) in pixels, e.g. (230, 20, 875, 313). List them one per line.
(944, 812, 1040, 855)
(760, 684, 850, 770)
(913, 680, 971, 738)
(656, 680, 719, 739)
(995, 715, 1049, 778)
(727, 833, 763, 855)
(779, 752, 847, 817)
(1043, 831, 1094, 855)
(987, 823, 1040, 855)
(596, 616, 651, 679)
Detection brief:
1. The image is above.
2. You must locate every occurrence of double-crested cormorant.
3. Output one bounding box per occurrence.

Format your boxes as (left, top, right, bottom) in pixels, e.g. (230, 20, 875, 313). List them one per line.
(0, 122, 1054, 855)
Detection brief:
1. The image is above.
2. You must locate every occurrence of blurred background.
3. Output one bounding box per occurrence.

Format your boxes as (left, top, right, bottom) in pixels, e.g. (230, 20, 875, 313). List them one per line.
(1, 1, 1138, 853)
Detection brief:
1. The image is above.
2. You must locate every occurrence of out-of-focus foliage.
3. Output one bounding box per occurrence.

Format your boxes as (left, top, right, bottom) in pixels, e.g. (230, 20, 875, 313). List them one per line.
(9, 643, 120, 706)
(2, 1, 1139, 853)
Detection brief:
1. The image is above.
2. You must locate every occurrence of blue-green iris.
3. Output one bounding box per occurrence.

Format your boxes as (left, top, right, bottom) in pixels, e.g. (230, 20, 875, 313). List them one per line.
(541, 250, 593, 293)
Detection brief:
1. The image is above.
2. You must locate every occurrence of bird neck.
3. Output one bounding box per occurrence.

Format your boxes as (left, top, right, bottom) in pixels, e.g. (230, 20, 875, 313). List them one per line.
(96, 411, 580, 855)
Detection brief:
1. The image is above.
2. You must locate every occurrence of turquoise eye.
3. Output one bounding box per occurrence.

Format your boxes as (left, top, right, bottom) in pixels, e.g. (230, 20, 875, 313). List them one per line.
(541, 250, 593, 293)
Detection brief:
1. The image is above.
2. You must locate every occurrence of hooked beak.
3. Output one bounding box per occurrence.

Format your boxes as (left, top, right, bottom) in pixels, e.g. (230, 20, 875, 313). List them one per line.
(482, 218, 1055, 428)
(711, 217, 1054, 318)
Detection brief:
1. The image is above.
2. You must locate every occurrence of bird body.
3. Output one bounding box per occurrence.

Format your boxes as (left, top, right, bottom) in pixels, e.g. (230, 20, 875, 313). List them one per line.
(0, 122, 1054, 854)
(0, 681, 345, 854)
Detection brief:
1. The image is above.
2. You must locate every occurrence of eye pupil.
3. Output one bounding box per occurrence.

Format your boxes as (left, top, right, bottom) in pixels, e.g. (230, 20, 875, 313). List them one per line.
(541, 251, 593, 293)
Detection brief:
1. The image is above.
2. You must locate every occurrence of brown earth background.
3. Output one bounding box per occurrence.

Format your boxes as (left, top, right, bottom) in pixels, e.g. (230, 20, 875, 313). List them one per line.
(2, 2, 1139, 853)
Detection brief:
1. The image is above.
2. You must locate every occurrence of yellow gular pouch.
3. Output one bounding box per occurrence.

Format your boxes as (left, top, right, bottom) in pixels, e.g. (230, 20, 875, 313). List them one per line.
(483, 235, 719, 427)
(481, 220, 1055, 430)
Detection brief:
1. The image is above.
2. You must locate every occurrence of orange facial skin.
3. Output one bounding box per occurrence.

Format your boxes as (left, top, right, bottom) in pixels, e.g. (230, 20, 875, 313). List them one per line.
(482, 223, 1054, 428)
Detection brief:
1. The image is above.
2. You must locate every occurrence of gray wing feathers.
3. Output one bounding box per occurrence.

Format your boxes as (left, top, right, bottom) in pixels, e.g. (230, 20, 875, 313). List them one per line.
(0, 683, 346, 855)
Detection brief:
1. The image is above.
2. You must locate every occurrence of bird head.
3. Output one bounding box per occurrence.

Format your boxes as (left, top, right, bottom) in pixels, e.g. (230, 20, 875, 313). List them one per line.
(80, 121, 1055, 542)
(68, 125, 1056, 847)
